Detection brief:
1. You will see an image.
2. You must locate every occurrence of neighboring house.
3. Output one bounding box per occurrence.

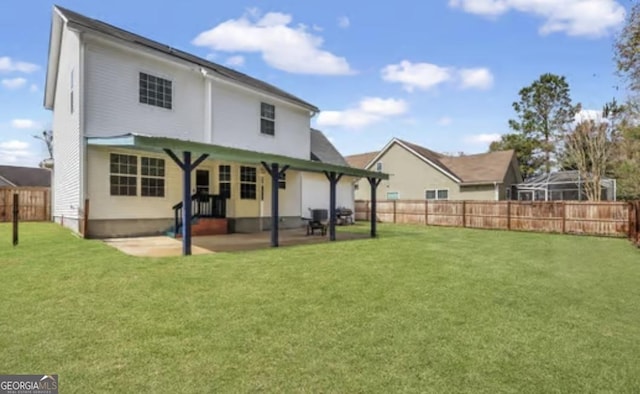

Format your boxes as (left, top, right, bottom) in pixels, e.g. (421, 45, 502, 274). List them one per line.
(346, 138, 522, 201)
(0, 165, 51, 188)
(44, 6, 378, 238)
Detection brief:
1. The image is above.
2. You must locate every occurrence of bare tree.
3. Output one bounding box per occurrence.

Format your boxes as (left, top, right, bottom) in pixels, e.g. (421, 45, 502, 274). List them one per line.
(564, 118, 615, 201)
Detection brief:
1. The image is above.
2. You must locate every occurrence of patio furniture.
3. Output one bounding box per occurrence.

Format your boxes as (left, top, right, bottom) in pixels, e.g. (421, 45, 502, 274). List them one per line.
(336, 207, 354, 225)
(304, 209, 328, 236)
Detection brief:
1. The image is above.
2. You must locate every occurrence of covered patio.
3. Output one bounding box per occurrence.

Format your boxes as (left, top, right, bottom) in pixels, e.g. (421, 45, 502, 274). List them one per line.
(89, 134, 388, 255)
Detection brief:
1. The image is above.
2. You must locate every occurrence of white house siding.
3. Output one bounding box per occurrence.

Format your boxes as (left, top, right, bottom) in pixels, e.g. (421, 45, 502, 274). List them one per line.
(301, 173, 355, 217)
(210, 82, 311, 159)
(52, 25, 81, 231)
(83, 37, 205, 141)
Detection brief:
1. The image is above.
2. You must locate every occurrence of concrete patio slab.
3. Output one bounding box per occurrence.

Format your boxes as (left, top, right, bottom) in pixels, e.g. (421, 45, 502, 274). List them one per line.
(104, 236, 213, 257)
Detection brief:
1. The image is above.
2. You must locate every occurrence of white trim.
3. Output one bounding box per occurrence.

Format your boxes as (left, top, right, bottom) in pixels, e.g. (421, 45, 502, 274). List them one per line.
(0, 174, 16, 187)
(203, 76, 212, 143)
(364, 138, 461, 183)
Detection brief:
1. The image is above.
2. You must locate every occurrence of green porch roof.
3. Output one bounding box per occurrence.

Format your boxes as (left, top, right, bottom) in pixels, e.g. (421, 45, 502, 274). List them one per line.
(87, 134, 389, 180)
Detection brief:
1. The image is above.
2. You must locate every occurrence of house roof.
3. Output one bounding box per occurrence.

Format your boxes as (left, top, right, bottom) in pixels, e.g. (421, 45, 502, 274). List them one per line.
(439, 150, 516, 184)
(51, 6, 319, 112)
(346, 138, 517, 184)
(87, 134, 389, 180)
(0, 165, 51, 187)
(310, 129, 349, 167)
(345, 151, 378, 169)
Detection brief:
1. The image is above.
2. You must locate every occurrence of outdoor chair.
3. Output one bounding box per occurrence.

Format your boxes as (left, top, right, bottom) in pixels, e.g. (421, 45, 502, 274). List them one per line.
(304, 208, 328, 236)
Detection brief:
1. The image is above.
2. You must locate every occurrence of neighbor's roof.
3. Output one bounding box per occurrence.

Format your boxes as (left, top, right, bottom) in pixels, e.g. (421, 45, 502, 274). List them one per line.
(345, 151, 378, 169)
(346, 138, 517, 184)
(310, 129, 349, 167)
(52, 6, 319, 112)
(439, 150, 516, 184)
(0, 165, 51, 187)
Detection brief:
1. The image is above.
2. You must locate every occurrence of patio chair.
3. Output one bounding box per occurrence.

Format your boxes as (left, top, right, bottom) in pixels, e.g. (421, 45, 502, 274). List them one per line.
(304, 209, 328, 236)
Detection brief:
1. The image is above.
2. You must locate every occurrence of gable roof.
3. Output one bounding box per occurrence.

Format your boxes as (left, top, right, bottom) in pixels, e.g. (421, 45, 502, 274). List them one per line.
(346, 138, 518, 184)
(439, 150, 516, 184)
(0, 165, 51, 187)
(47, 6, 319, 112)
(345, 151, 378, 169)
(310, 129, 349, 166)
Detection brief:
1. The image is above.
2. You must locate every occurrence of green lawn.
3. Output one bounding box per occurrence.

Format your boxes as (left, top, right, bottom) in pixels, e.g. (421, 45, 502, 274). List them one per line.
(1, 223, 639, 393)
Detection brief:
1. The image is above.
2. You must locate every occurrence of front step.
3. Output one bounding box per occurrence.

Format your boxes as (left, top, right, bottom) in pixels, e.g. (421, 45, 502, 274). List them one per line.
(171, 218, 228, 238)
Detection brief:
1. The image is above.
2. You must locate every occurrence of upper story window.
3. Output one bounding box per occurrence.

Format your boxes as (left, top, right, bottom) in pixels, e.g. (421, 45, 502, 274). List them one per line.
(376, 162, 383, 172)
(139, 72, 172, 109)
(260, 102, 275, 136)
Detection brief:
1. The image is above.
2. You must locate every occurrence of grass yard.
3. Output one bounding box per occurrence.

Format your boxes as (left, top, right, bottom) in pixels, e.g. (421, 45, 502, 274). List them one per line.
(1, 223, 640, 393)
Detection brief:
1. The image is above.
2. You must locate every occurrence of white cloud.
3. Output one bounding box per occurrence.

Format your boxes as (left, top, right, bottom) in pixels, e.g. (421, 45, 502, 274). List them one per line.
(225, 55, 245, 67)
(11, 119, 40, 130)
(459, 67, 494, 89)
(464, 133, 502, 144)
(575, 109, 603, 122)
(1, 77, 27, 89)
(0, 56, 39, 73)
(437, 116, 453, 126)
(0, 140, 33, 165)
(192, 10, 353, 75)
(381, 60, 494, 91)
(29, 84, 38, 93)
(449, 0, 625, 37)
(381, 61, 453, 92)
(317, 97, 408, 129)
(338, 16, 350, 28)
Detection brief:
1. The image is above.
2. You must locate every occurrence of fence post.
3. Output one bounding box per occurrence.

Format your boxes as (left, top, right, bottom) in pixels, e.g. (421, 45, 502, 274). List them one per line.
(366, 201, 370, 222)
(562, 201, 566, 234)
(462, 201, 466, 228)
(393, 200, 397, 223)
(425, 200, 429, 226)
(83, 199, 90, 239)
(507, 201, 511, 231)
(12, 193, 18, 246)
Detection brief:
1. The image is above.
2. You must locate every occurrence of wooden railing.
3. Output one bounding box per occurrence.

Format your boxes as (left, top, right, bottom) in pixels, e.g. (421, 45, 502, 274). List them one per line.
(356, 199, 639, 241)
(172, 192, 226, 233)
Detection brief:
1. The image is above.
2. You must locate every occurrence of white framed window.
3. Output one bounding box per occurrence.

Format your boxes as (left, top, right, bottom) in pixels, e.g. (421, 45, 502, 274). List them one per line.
(260, 102, 275, 136)
(376, 162, 383, 172)
(240, 166, 257, 199)
(387, 191, 399, 200)
(425, 189, 449, 200)
(139, 72, 172, 109)
(218, 165, 232, 198)
(278, 172, 286, 189)
(141, 157, 165, 197)
(110, 154, 137, 196)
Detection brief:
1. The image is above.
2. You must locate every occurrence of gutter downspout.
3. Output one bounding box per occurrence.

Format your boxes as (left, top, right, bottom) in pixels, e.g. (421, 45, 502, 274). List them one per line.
(201, 68, 213, 144)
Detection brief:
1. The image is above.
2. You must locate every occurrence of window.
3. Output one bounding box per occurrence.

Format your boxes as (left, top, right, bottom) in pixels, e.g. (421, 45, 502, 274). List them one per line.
(240, 166, 257, 199)
(139, 72, 172, 109)
(425, 189, 449, 200)
(218, 165, 231, 198)
(260, 102, 275, 136)
(141, 157, 165, 197)
(376, 162, 383, 172)
(110, 154, 137, 196)
(278, 172, 286, 189)
(387, 192, 399, 200)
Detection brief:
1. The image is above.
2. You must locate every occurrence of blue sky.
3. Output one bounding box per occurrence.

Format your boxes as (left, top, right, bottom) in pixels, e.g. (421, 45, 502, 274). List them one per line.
(0, 0, 629, 166)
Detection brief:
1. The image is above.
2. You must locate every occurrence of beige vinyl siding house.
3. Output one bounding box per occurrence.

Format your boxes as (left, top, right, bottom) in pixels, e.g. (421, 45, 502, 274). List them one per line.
(348, 138, 521, 201)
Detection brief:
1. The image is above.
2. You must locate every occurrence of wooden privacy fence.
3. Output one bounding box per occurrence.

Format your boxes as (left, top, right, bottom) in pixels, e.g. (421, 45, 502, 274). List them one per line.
(0, 187, 50, 222)
(356, 199, 638, 240)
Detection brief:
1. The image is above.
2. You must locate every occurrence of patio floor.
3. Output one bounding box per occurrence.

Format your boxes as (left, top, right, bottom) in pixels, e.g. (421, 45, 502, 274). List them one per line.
(192, 228, 369, 252)
(104, 227, 369, 256)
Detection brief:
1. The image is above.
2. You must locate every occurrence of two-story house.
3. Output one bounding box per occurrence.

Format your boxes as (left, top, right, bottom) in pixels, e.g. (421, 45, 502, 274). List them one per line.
(44, 6, 386, 246)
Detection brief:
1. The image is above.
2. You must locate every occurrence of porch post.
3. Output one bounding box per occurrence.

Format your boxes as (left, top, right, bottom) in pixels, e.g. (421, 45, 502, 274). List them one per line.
(261, 162, 289, 248)
(367, 177, 382, 238)
(182, 151, 192, 255)
(324, 171, 343, 241)
(164, 149, 209, 256)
